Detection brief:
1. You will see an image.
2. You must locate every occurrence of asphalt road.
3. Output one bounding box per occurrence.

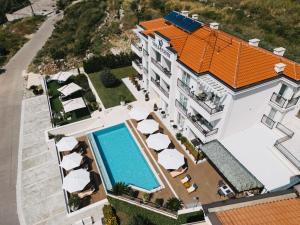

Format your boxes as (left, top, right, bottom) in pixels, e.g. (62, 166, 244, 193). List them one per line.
(0, 14, 59, 225)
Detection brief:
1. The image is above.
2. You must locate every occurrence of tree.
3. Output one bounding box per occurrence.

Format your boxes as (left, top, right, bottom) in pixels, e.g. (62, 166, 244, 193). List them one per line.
(100, 68, 119, 88)
(112, 182, 129, 195)
(165, 197, 183, 212)
(0, 10, 7, 25)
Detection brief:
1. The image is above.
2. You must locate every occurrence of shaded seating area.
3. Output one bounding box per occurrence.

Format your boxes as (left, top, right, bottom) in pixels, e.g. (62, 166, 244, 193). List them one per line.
(202, 141, 264, 197)
(55, 136, 105, 211)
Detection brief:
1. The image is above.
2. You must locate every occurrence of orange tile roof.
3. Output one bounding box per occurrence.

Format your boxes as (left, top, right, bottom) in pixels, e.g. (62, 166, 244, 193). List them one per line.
(139, 18, 300, 89)
(215, 198, 300, 225)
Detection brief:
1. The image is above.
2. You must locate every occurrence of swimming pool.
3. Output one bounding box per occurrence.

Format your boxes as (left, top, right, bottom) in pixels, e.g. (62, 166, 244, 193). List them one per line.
(89, 123, 160, 192)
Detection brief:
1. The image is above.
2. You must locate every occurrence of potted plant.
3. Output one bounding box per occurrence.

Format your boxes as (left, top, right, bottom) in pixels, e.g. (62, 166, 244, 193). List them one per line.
(176, 133, 182, 140)
(119, 95, 126, 106)
(153, 103, 158, 111)
(142, 193, 151, 203)
(145, 93, 149, 101)
(155, 198, 164, 208)
(68, 194, 80, 211)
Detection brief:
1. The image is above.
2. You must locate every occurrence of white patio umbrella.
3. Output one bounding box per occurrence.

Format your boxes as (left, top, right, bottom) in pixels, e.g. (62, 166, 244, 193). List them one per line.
(146, 133, 170, 151)
(158, 149, 185, 170)
(62, 169, 90, 193)
(56, 136, 78, 152)
(137, 119, 159, 134)
(129, 107, 150, 121)
(60, 152, 83, 171)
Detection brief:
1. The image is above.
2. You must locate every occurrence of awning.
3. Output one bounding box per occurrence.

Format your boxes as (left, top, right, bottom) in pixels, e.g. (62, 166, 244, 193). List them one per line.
(62, 169, 90, 193)
(146, 133, 170, 151)
(51, 71, 74, 82)
(129, 107, 150, 121)
(202, 141, 264, 192)
(62, 97, 86, 113)
(58, 82, 82, 97)
(56, 136, 78, 152)
(60, 152, 83, 170)
(137, 119, 159, 134)
(158, 149, 185, 170)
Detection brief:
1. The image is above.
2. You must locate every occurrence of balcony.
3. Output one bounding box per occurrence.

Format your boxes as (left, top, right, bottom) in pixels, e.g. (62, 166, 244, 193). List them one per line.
(175, 100, 218, 138)
(132, 59, 143, 74)
(270, 92, 287, 108)
(150, 77, 169, 98)
(187, 113, 218, 137)
(269, 92, 300, 110)
(151, 58, 171, 78)
(177, 79, 224, 115)
(131, 42, 142, 57)
(175, 99, 187, 115)
(261, 114, 275, 129)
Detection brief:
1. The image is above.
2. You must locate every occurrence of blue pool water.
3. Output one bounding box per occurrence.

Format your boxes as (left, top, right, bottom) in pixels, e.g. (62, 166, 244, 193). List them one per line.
(90, 123, 160, 191)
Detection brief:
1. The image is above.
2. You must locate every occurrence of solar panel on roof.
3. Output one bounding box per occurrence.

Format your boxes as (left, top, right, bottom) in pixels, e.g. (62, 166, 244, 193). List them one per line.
(164, 11, 203, 33)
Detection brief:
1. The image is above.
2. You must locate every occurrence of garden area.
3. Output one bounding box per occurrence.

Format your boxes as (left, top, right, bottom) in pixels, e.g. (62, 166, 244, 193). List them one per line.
(88, 66, 136, 108)
(47, 74, 98, 126)
(104, 196, 204, 225)
(0, 15, 45, 67)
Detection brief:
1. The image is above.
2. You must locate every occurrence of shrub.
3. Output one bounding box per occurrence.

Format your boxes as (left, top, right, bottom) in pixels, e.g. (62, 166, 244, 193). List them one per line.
(103, 205, 119, 225)
(112, 182, 129, 196)
(83, 52, 136, 74)
(68, 194, 80, 210)
(84, 90, 96, 103)
(176, 133, 182, 140)
(73, 74, 89, 90)
(180, 136, 187, 144)
(165, 197, 183, 212)
(142, 193, 151, 203)
(100, 69, 120, 88)
(155, 198, 164, 207)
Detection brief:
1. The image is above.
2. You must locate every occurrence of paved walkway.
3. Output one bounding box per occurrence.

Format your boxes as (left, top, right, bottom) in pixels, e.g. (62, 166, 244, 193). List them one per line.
(18, 95, 105, 225)
(0, 15, 59, 224)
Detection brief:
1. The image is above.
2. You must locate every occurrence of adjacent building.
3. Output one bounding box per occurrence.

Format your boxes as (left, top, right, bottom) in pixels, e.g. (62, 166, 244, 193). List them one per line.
(131, 11, 300, 192)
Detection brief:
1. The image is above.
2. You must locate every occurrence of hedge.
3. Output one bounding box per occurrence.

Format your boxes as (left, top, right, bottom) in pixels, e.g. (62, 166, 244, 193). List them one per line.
(83, 52, 136, 74)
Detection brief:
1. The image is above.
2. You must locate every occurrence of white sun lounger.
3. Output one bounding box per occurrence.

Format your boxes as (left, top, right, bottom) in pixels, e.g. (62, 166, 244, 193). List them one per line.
(170, 167, 187, 178)
(181, 174, 191, 184)
(187, 183, 198, 193)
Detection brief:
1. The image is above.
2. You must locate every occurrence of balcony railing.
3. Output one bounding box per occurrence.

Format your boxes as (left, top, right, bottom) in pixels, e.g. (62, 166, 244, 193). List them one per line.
(187, 114, 218, 137)
(286, 96, 300, 109)
(132, 42, 142, 52)
(270, 92, 286, 108)
(150, 77, 169, 98)
(177, 79, 224, 115)
(261, 114, 275, 129)
(143, 49, 149, 57)
(175, 99, 218, 137)
(175, 99, 188, 115)
(151, 58, 171, 77)
(133, 59, 142, 68)
(274, 123, 300, 170)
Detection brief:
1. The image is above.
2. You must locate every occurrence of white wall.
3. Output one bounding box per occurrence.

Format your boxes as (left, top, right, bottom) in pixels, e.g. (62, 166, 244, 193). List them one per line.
(221, 82, 279, 138)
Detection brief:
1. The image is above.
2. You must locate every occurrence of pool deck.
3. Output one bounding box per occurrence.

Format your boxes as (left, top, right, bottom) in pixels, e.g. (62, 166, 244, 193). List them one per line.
(128, 112, 226, 206)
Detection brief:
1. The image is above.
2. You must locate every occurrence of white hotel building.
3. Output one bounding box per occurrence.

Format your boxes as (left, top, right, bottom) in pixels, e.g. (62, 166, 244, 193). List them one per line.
(131, 11, 300, 192)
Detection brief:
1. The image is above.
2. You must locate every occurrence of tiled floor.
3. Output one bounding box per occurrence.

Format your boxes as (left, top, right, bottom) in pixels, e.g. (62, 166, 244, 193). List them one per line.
(128, 113, 226, 206)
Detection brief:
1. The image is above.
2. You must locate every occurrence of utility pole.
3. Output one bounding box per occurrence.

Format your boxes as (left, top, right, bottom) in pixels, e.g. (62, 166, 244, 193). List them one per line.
(29, 0, 35, 16)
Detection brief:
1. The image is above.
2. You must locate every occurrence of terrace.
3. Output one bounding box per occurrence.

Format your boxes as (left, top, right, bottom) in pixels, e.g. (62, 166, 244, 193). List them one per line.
(56, 136, 106, 212)
(127, 113, 226, 206)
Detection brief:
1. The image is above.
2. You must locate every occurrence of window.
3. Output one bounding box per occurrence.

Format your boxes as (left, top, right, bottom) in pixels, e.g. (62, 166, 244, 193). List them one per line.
(278, 84, 287, 96)
(179, 93, 188, 108)
(155, 51, 161, 62)
(182, 71, 190, 85)
(268, 108, 277, 120)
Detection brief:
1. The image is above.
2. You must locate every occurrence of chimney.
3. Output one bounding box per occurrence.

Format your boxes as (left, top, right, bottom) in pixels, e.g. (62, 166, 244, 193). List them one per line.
(192, 14, 199, 20)
(248, 38, 260, 47)
(273, 47, 286, 56)
(181, 11, 189, 17)
(274, 63, 286, 73)
(210, 22, 219, 30)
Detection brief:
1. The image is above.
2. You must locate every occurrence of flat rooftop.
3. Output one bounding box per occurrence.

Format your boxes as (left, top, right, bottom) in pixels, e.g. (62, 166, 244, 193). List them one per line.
(220, 123, 300, 191)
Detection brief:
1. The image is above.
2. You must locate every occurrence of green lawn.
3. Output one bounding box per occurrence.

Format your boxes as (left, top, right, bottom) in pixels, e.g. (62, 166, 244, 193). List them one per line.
(88, 66, 136, 108)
